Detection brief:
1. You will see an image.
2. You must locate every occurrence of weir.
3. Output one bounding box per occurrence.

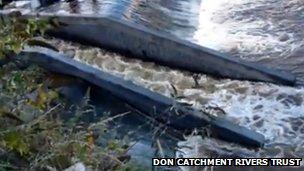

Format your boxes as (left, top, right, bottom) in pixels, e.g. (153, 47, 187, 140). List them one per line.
(0, 9, 270, 147)
(0, 9, 296, 85)
(47, 14, 296, 85)
(1, 0, 304, 169)
(18, 47, 265, 147)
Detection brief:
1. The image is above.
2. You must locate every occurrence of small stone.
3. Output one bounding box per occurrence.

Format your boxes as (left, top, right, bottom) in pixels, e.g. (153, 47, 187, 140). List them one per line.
(63, 49, 76, 58)
(300, 127, 304, 134)
(253, 115, 261, 120)
(278, 34, 289, 42)
(253, 105, 263, 110)
(64, 162, 86, 171)
(235, 86, 248, 94)
(253, 119, 264, 128)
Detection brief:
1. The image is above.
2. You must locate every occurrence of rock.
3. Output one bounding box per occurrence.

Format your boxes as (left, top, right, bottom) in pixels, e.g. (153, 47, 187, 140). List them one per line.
(63, 49, 76, 58)
(64, 163, 86, 171)
(278, 34, 289, 42)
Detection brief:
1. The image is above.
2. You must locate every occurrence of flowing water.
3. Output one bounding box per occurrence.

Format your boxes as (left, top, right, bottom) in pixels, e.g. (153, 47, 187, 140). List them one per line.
(3, 0, 304, 166)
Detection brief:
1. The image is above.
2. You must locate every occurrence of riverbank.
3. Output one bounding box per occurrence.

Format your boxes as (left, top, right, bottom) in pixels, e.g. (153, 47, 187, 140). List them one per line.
(0, 17, 141, 170)
(0, 57, 145, 170)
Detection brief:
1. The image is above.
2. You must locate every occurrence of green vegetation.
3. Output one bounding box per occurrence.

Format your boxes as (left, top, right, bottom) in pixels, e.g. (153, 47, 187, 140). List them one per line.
(0, 17, 140, 170)
(0, 16, 50, 58)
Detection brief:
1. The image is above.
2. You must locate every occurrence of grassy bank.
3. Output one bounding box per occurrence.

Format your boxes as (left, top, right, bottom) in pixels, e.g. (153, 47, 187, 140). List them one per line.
(0, 17, 139, 170)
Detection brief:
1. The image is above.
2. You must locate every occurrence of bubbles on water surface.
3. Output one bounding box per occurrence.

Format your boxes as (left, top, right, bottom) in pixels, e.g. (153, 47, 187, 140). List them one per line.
(194, 0, 304, 60)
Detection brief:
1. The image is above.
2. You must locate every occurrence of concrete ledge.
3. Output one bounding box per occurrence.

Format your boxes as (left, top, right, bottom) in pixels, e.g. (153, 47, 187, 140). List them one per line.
(0, 12, 296, 85)
(18, 47, 265, 147)
(0, 10, 296, 85)
(41, 14, 295, 86)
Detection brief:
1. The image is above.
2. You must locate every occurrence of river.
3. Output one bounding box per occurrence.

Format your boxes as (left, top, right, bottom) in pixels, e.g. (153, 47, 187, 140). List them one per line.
(4, 0, 304, 167)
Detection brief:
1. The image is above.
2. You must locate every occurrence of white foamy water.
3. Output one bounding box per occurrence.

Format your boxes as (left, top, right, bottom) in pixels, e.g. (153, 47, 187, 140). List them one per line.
(186, 0, 304, 160)
(47, 38, 304, 159)
(193, 0, 304, 62)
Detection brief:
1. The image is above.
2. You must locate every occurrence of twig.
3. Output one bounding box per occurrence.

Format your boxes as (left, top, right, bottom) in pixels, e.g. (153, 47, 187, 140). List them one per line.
(88, 111, 131, 129)
(156, 139, 165, 158)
